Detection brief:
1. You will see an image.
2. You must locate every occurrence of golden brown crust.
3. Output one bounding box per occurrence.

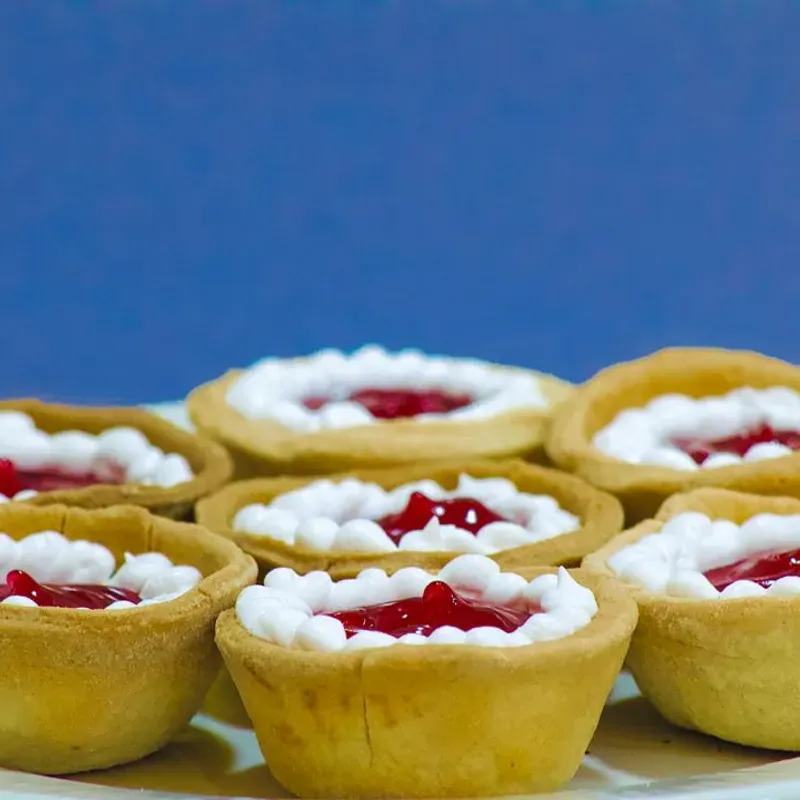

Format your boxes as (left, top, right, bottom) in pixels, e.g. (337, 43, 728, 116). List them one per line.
(0, 398, 233, 519)
(545, 347, 800, 522)
(196, 459, 623, 578)
(583, 488, 800, 750)
(187, 364, 574, 477)
(215, 567, 637, 798)
(0, 503, 257, 774)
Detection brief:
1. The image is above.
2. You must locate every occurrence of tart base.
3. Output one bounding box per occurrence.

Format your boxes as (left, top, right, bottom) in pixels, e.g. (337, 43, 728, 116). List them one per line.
(187, 366, 573, 478)
(0, 399, 233, 519)
(216, 568, 637, 798)
(545, 348, 800, 523)
(0, 503, 256, 774)
(195, 459, 623, 579)
(583, 488, 800, 750)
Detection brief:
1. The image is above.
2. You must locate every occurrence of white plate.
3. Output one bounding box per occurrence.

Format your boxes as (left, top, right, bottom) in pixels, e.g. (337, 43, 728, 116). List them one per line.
(0, 401, 798, 799)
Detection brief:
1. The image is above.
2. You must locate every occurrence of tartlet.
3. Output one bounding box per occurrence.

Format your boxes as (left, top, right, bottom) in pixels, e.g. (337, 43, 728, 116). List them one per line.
(0, 502, 256, 774)
(583, 487, 800, 751)
(187, 345, 573, 477)
(195, 459, 623, 578)
(546, 347, 800, 522)
(216, 556, 637, 798)
(0, 399, 232, 519)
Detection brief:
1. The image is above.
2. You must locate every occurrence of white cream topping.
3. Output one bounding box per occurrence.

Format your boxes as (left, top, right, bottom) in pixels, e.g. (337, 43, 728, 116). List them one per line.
(0, 531, 202, 609)
(233, 475, 580, 555)
(0, 412, 194, 502)
(236, 555, 598, 651)
(593, 387, 800, 470)
(225, 344, 547, 432)
(607, 511, 800, 599)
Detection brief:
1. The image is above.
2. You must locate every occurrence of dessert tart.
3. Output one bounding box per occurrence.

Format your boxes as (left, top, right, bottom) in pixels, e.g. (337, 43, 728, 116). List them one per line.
(0, 399, 232, 518)
(546, 347, 800, 522)
(216, 554, 637, 798)
(195, 459, 623, 578)
(583, 487, 800, 751)
(187, 345, 573, 477)
(0, 502, 256, 774)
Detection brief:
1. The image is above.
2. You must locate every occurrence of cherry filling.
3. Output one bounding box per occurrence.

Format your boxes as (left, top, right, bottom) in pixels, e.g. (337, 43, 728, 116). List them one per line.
(704, 547, 800, 592)
(0, 569, 141, 609)
(0, 458, 125, 497)
(376, 491, 507, 545)
(673, 424, 800, 466)
(329, 580, 535, 638)
(303, 388, 472, 420)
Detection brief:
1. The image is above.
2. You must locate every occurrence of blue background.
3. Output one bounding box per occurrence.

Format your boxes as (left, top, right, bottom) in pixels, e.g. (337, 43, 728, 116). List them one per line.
(1, 2, 798, 405)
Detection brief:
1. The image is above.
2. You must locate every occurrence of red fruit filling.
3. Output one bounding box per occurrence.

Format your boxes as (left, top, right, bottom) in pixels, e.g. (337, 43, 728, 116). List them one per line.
(0, 458, 125, 497)
(673, 424, 800, 466)
(303, 388, 472, 419)
(704, 547, 800, 592)
(0, 569, 141, 609)
(376, 491, 507, 545)
(329, 580, 536, 638)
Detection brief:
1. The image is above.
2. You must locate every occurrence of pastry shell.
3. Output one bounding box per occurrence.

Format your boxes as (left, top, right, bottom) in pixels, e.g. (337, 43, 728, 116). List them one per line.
(0, 502, 256, 774)
(583, 487, 800, 751)
(195, 459, 623, 579)
(187, 365, 573, 478)
(546, 347, 800, 522)
(215, 567, 637, 798)
(0, 399, 233, 519)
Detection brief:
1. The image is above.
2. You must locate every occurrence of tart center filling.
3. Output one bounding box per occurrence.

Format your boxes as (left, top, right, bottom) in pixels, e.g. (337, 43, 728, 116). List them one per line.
(225, 345, 547, 431)
(329, 580, 536, 638)
(233, 475, 580, 556)
(592, 388, 800, 470)
(239, 558, 597, 650)
(674, 425, 800, 466)
(606, 511, 800, 599)
(375, 491, 507, 544)
(0, 569, 141, 609)
(0, 458, 125, 497)
(0, 415, 194, 499)
(329, 581, 541, 639)
(0, 531, 203, 610)
(703, 547, 800, 592)
(303, 387, 472, 420)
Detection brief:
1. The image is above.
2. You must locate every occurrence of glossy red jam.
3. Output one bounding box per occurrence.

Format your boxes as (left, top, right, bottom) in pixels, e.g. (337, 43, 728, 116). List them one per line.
(376, 491, 507, 544)
(329, 580, 535, 638)
(0, 569, 141, 609)
(303, 388, 472, 419)
(0, 458, 125, 497)
(704, 547, 800, 592)
(674, 424, 800, 466)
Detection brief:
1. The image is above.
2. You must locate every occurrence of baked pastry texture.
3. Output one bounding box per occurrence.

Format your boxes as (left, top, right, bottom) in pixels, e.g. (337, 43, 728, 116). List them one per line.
(0, 399, 232, 519)
(584, 487, 800, 750)
(216, 558, 637, 797)
(187, 346, 573, 477)
(0, 502, 256, 774)
(196, 459, 623, 579)
(546, 347, 800, 522)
